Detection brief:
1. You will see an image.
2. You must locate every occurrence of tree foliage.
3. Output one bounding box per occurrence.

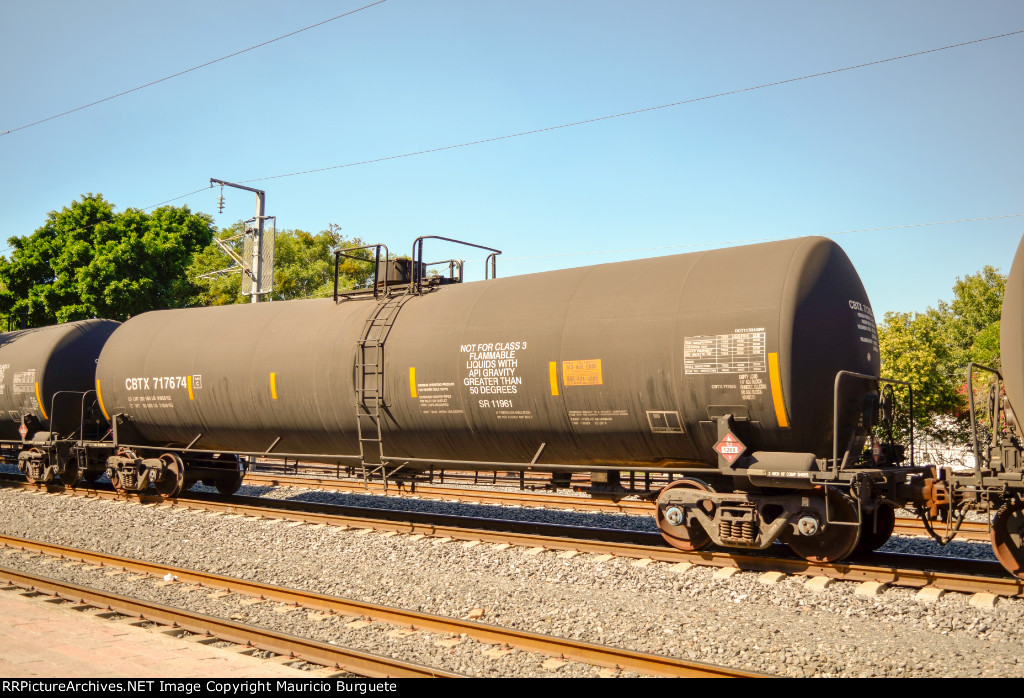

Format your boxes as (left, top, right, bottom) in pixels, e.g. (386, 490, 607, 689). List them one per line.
(190, 225, 374, 305)
(0, 194, 215, 325)
(877, 266, 1006, 443)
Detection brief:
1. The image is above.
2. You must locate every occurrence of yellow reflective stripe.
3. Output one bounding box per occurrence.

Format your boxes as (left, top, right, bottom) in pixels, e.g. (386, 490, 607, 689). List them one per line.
(34, 382, 48, 420)
(549, 361, 559, 396)
(768, 352, 789, 428)
(187, 376, 195, 401)
(409, 367, 417, 398)
(270, 372, 278, 400)
(95, 379, 110, 421)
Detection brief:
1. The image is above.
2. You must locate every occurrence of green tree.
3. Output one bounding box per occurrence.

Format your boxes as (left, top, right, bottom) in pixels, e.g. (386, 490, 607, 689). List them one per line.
(945, 266, 1005, 370)
(0, 194, 215, 325)
(190, 225, 374, 305)
(877, 266, 1006, 443)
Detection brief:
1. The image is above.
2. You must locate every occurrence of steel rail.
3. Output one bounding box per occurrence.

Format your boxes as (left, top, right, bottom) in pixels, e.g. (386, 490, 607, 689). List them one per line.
(0, 565, 461, 678)
(0, 535, 758, 678)
(243, 472, 994, 540)
(2, 470, 991, 540)
(244, 472, 654, 514)
(892, 516, 989, 541)
(5, 478, 1018, 597)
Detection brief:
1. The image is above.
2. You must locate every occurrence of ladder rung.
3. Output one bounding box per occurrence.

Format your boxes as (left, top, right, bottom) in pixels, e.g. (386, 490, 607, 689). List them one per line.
(357, 301, 403, 462)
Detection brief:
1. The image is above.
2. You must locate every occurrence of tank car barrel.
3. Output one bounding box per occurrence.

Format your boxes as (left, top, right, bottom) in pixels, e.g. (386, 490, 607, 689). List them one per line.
(93, 236, 879, 473)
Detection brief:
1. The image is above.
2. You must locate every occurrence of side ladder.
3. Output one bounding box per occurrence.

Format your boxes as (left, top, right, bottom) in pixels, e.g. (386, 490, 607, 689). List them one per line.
(355, 293, 413, 480)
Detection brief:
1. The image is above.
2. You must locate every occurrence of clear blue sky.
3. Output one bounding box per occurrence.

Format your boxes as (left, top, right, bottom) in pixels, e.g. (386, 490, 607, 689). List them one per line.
(2, 1, 1022, 317)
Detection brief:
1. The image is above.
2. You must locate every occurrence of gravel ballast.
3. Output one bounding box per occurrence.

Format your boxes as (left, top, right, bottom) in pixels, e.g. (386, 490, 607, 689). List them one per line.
(0, 485, 1021, 677)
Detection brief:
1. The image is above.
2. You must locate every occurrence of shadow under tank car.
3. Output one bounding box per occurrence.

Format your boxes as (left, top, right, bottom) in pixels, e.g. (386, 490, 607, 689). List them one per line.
(93, 235, 940, 563)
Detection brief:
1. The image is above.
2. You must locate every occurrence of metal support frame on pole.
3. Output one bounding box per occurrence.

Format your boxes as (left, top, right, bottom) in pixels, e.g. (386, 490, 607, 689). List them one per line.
(209, 178, 271, 303)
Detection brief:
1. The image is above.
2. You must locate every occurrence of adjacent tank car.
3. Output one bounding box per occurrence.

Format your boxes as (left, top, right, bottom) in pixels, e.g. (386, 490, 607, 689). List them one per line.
(944, 235, 1024, 576)
(0, 319, 120, 486)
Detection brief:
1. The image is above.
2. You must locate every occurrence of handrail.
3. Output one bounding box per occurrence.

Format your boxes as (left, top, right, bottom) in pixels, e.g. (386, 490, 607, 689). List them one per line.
(48, 390, 82, 439)
(831, 371, 914, 477)
(423, 258, 465, 283)
(44, 390, 104, 441)
(334, 244, 389, 301)
(410, 236, 501, 293)
(966, 362, 1003, 473)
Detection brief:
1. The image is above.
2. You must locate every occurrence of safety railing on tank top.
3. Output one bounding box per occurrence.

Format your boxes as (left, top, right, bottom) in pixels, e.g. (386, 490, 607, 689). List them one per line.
(410, 236, 502, 294)
(333, 237, 503, 301)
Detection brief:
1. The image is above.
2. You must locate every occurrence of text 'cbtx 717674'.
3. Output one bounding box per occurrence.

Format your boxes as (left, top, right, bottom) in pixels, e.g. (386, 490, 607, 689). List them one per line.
(5, 234, 1024, 577)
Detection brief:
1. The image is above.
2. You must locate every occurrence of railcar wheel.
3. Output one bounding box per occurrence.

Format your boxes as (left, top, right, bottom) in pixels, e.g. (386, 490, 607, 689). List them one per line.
(854, 503, 896, 553)
(212, 454, 244, 496)
(782, 489, 860, 563)
(59, 457, 81, 489)
(109, 470, 125, 493)
(154, 454, 185, 499)
(991, 500, 1024, 578)
(215, 471, 244, 496)
(656, 479, 713, 552)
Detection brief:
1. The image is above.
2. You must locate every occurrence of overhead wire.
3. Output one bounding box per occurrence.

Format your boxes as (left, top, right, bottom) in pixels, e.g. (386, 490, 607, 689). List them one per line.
(143, 188, 211, 211)
(0, 0, 388, 137)
(6, 209, 1015, 260)
(133, 28, 1024, 208)
(11, 27, 1024, 252)
(487, 214, 1024, 262)
(235, 28, 1024, 184)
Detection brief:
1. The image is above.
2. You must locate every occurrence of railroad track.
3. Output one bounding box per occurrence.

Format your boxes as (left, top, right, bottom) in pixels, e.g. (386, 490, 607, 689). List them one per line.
(249, 463, 601, 489)
(245, 471, 655, 514)
(0, 566, 452, 678)
(0, 468, 993, 541)
(3, 476, 1019, 599)
(0, 535, 757, 678)
(243, 471, 993, 541)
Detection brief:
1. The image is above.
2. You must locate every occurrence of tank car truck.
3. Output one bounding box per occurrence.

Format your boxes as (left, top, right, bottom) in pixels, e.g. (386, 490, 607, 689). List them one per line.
(85, 234, 955, 564)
